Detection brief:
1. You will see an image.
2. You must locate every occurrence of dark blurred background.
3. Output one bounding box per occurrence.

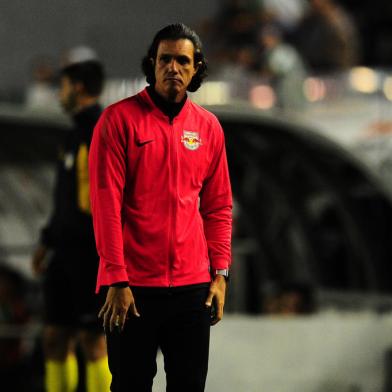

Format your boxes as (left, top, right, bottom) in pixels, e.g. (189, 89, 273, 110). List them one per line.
(0, 0, 217, 102)
(1, 0, 392, 101)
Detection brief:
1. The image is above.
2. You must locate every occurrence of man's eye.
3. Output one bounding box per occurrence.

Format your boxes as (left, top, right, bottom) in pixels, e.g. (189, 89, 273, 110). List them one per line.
(178, 57, 190, 65)
(160, 56, 171, 63)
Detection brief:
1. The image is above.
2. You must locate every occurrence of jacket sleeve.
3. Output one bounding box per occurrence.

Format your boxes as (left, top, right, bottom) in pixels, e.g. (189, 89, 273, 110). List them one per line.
(40, 186, 58, 247)
(89, 108, 129, 288)
(199, 121, 232, 270)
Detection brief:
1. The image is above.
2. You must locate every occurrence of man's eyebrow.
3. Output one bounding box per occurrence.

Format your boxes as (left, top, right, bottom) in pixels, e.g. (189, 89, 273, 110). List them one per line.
(159, 53, 192, 60)
(177, 55, 191, 61)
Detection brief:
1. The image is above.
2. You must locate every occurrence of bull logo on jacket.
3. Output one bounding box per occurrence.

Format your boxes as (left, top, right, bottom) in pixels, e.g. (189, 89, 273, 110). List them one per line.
(181, 130, 202, 151)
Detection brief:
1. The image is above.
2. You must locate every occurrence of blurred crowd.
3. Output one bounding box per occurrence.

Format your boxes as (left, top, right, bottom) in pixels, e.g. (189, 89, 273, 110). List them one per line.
(202, 0, 359, 76)
(197, 0, 359, 108)
(23, 0, 361, 112)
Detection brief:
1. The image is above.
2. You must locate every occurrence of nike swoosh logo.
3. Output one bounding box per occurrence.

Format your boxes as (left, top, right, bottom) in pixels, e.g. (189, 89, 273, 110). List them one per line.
(136, 139, 154, 146)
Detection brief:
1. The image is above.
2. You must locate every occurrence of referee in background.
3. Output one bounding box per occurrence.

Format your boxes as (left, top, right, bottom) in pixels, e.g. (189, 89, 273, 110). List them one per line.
(32, 60, 111, 392)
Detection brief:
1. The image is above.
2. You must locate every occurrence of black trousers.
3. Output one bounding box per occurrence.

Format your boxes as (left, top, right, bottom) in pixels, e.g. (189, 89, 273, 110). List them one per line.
(106, 284, 211, 392)
(43, 248, 102, 330)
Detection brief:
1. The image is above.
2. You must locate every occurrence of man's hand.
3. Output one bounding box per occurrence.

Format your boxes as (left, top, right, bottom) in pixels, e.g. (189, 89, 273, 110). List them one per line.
(98, 286, 140, 332)
(31, 245, 48, 276)
(205, 275, 227, 326)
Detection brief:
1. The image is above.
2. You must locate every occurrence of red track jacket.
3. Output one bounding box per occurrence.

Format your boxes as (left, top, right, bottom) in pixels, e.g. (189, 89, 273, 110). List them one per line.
(89, 88, 232, 292)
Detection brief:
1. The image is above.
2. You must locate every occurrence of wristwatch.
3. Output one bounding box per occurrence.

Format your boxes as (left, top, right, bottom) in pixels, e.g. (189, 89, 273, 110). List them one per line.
(213, 269, 229, 281)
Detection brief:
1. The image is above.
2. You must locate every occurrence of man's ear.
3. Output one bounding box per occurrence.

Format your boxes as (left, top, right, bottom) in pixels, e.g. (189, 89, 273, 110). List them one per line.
(73, 81, 85, 95)
(150, 57, 155, 67)
(194, 61, 202, 75)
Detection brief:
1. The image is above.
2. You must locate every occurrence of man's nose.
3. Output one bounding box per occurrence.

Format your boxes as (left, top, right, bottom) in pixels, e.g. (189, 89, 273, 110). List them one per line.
(168, 59, 178, 72)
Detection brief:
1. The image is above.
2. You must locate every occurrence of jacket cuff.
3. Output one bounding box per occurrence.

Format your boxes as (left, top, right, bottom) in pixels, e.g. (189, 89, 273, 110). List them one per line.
(99, 258, 129, 286)
(210, 257, 231, 270)
(110, 281, 129, 288)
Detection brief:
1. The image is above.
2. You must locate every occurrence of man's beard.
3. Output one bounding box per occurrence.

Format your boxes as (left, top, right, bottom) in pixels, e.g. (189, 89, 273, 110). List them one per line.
(61, 91, 78, 113)
(166, 85, 180, 102)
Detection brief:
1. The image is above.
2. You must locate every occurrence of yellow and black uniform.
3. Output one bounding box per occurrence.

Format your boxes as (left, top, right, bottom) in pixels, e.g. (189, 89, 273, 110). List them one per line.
(41, 104, 103, 328)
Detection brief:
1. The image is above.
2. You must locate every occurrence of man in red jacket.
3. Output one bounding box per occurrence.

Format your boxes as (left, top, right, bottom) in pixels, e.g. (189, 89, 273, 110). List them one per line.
(89, 23, 232, 392)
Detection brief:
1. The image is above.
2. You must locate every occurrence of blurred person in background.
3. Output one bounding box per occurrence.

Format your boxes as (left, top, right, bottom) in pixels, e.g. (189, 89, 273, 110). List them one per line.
(215, 0, 259, 49)
(261, 0, 306, 33)
(258, 22, 307, 110)
(214, 45, 258, 99)
(292, 0, 359, 73)
(89, 23, 232, 392)
(25, 55, 59, 112)
(200, 0, 260, 73)
(31, 60, 111, 392)
(60, 45, 99, 68)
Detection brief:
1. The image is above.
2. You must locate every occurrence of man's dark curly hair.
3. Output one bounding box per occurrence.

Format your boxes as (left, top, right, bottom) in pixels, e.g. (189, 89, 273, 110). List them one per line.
(60, 60, 105, 96)
(141, 23, 208, 92)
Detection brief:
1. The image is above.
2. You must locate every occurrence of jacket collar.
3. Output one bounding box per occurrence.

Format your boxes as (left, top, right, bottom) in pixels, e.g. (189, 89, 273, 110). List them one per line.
(139, 87, 191, 123)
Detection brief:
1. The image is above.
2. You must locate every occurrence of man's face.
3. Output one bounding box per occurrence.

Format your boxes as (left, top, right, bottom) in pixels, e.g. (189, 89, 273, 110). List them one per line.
(153, 39, 198, 102)
(59, 75, 78, 113)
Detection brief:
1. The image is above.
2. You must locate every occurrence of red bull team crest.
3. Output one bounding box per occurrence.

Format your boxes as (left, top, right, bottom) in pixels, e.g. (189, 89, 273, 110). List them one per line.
(181, 130, 202, 151)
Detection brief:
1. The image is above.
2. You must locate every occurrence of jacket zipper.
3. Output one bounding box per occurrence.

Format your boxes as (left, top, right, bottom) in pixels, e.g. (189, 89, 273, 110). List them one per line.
(168, 117, 177, 287)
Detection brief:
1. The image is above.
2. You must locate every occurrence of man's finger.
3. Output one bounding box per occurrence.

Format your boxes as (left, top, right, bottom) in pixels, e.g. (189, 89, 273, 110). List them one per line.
(205, 291, 214, 307)
(130, 302, 140, 317)
(109, 311, 120, 332)
(211, 314, 222, 326)
(98, 303, 107, 319)
(211, 307, 223, 326)
(118, 313, 127, 331)
(210, 297, 225, 325)
(217, 303, 225, 324)
(103, 308, 112, 331)
(115, 313, 124, 331)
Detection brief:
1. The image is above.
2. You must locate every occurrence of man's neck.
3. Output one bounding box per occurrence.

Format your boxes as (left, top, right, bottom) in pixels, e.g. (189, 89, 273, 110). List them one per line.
(147, 86, 187, 121)
(73, 96, 99, 114)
